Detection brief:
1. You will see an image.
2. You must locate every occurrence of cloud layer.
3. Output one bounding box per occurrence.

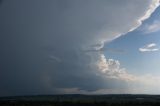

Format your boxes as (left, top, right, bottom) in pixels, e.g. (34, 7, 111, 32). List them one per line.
(0, 0, 159, 96)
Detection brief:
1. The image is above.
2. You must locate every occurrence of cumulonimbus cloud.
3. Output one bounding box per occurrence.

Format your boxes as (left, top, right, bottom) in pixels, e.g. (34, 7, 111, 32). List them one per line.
(0, 0, 160, 96)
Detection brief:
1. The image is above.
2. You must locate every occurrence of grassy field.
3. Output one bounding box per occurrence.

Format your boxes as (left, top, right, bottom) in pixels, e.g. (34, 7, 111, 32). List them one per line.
(0, 94, 160, 106)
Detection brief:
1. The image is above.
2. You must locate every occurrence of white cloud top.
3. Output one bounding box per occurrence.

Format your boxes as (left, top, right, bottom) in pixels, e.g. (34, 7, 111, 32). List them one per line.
(97, 54, 136, 81)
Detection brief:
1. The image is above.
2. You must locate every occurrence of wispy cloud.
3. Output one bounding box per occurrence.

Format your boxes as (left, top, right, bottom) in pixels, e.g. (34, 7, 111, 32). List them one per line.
(84, 44, 126, 54)
(142, 20, 160, 34)
(49, 55, 61, 62)
(84, 48, 126, 54)
(139, 43, 159, 52)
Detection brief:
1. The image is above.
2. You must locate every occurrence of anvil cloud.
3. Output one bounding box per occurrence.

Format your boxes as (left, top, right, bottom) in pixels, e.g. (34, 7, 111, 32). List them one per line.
(0, 0, 159, 96)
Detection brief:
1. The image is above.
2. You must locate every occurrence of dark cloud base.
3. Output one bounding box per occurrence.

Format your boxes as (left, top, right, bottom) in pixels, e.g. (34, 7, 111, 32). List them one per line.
(0, 0, 159, 96)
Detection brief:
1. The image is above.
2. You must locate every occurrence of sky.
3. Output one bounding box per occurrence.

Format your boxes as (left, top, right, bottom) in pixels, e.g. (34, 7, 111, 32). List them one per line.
(0, 0, 160, 96)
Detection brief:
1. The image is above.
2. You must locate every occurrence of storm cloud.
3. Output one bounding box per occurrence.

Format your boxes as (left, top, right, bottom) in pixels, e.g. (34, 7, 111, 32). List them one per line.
(0, 0, 159, 96)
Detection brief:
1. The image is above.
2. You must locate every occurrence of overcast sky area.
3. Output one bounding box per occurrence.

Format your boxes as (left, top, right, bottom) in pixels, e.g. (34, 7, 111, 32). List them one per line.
(0, 0, 160, 96)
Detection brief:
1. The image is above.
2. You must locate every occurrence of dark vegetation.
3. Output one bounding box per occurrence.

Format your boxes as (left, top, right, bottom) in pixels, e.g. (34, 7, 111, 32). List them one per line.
(1, 94, 160, 106)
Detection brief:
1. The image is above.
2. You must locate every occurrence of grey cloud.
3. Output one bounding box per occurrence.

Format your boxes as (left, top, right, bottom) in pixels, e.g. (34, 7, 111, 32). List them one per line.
(0, 0, 159, 96)
(84, 47, 126, 54)
(49, 55, 61, 63)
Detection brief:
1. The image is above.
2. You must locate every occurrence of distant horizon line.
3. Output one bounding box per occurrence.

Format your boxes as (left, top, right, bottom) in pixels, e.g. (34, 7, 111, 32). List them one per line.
(1, 93, 160, 98)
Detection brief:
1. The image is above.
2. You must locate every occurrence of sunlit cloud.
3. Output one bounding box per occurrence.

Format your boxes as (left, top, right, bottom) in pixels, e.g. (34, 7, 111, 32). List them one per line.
(139, 43, 159, 52)
(97, 54, 136, 82)
(96, 54, 160, 94)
